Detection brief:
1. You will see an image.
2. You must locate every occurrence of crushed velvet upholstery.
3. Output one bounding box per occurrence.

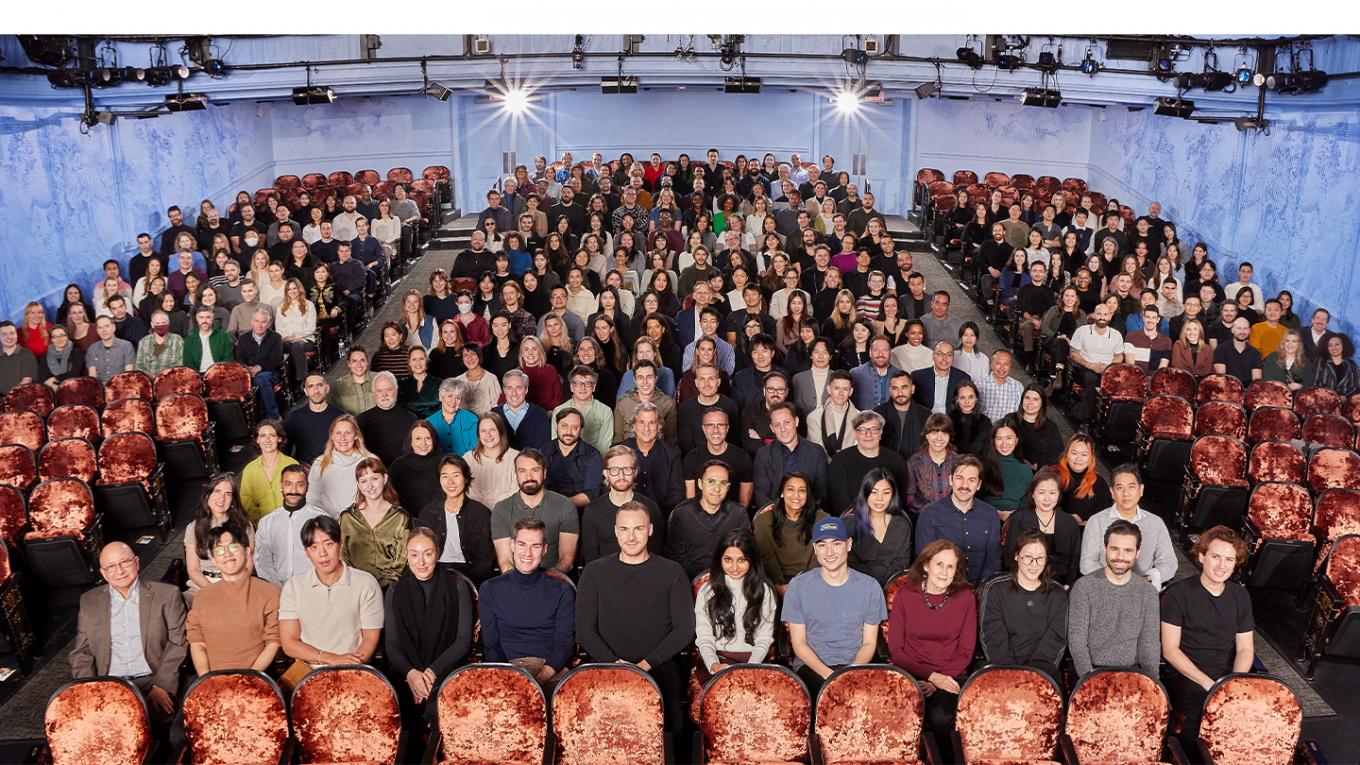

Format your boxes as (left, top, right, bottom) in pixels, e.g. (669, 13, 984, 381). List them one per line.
(1149, 367, 1197, 401)
(1065, 671, 1169, 765)
(97, 433, 157, 488)
(1295, 386, 1343, 419)
(102, 398, 155, 439)
(1099, 363, 1147, 402)
(1347, 394, 1360, 426)
(24, 479, 94, 541)
(0, 410, 45, 451)
(5, 382, 54, 418)
(1308, 449, 1360, 493)
(1196, 373, 1246, 407)
(44, 679, 152, 765)
(105, 371, 154, 403)
(700, 665, 810, 764)
(156, 394, 209, 443)
(1247, 483, 1315, 544)
(55, 377, 105, 410)
(1198, 675, 1302, 765)
(1194, 401, 1248, 441)
(1189, 436, 1249, 488)
(553, 664, 664, 765)
(0, 444, 37, 490)
(291, 666, 401, 765)
(692, 571, 711, 598)
(436, 664, 546, 765)
(1249, 442, 1307, 485)
(0, 540, 10, 584)
(1246, 380, 1295, 411)
(205, 362, 253, 403)
(47, 405, 101, 443)
(955, 667, 1063, 762)
(0, 486, 25, 547)
(881, 571, 914, 642)
(1314, 490, 1360, 545)
(1247, 408, 1302, 444)
(1304, 414, 1356, 450)
(182, 671, 289, 765)
(152, 366, 204, 400)
(38, 438, 97, 484)
(815, 667, 923, 765)
(1323, 535, 1360, 606)
(1140, 396, 1194, 441)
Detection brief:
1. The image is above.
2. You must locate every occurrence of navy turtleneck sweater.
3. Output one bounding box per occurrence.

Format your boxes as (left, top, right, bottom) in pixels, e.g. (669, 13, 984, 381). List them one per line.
(478, 567, 576, 671)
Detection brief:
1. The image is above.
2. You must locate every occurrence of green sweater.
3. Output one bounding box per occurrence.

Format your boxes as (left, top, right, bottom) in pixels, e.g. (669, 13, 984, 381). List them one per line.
(181, 329, 235, 372)
(982, 454, 1033, 511)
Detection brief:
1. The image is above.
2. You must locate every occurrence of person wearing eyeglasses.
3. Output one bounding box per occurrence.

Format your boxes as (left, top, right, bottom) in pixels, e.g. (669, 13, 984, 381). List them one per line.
(581, 446, 665, 567)
(71, 541, 187, 721)
(186, 522, 281, 674)
(667, 460, 751, 579)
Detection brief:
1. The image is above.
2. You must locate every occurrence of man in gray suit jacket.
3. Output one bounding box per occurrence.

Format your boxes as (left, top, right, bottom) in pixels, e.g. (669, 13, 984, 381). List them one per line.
(70, 541, 187, 719)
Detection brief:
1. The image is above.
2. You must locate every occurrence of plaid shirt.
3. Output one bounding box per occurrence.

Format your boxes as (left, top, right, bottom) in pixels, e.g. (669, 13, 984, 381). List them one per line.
(977, 373, 1025, 423)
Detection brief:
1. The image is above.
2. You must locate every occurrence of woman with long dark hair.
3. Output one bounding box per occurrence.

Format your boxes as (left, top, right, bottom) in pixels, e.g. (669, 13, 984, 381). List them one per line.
(948, 381, 992, 456)
(185, 474, 255, 604)
(1055, 434, 1112, 523)
(905, 414, 959, 517)
(1014, 385, 1064, 469)
(753, 472, 829, 594)
(1002, 469, 1082, 586)
(693, 528, 776, 683)
(844, 469, 913, 585)
(980, 528, 1069, 681)
(978, 415, 1033, 521)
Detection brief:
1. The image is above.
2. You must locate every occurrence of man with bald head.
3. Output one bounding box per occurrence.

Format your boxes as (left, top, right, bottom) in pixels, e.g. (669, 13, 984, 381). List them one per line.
(70, 542, 187, 719)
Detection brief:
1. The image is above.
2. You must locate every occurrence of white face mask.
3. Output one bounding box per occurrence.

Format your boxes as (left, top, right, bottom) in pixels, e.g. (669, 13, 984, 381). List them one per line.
(244, 236, 259, 248)
(457, 302, 473, 314)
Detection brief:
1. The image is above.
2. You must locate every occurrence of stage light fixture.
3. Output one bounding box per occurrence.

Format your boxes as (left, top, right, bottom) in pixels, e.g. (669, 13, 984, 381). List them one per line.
(995, 52, 1022, 71)
(144, 66, 173, 87)
(842, 47, 868, 67)
(600, 76, 638, 94)
(421, 82, 452, 101)
(1202, 71, 1234, 91)
(165, 92, 209, 112)
(1151, 46, 1176, 80)
(19, 35, 73, 67)
(956, 46, 983, 69)
(292, 85, 336, 105)
(724, 77, 761, 94)
(1235, 66, 1253, 85)
(46, 68, 84, 88)
(1036, 51, 1057, 72)
(833, 90, 861, 114)
(572, 35, 586, 70)
(1153, 96, 1195, 118)
(1020, 87, 1061, 108)
(914, 81, 939, 100)
(501, 88, 531, 113)
(1080, 51, 1101, 76)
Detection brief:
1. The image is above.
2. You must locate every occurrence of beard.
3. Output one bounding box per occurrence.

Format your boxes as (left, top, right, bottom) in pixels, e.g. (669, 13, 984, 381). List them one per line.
(519, 480, 543, 495)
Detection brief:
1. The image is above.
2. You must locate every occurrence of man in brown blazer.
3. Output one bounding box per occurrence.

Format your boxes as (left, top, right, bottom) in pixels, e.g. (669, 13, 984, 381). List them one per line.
(69, 541, 187, 719)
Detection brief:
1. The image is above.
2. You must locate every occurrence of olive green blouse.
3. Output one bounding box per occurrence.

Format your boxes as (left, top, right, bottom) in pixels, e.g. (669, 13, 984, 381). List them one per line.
(753, 507, 830, 585)
(339, 504, 412, 587)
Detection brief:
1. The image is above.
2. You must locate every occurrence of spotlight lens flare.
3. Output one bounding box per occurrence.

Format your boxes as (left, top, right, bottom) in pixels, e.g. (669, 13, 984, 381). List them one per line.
(833, 91, 860, 114)
(502, 88, 530, 114)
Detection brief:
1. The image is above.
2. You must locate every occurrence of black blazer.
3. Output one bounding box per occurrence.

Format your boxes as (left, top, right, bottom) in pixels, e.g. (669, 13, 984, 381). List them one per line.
(492, 403, 551, 451)
(910, 367, 973, 411)
(875, 401, 930, 457)
(417, 498, 497, 585)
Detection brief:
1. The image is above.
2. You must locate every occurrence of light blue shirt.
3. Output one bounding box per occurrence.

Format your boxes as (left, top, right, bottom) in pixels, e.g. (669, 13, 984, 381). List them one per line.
(502, 401, 528, 432)
(108, 585, 152, 678)
(682, 336, 737, 376)
(933, 374, 950, 414)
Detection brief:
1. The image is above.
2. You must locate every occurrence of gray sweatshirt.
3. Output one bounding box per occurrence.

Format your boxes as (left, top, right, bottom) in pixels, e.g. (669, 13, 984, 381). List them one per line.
(693, 575, 776, 669)
(1078, 506, 1179, 591)
(1067, 570, 1161, 676)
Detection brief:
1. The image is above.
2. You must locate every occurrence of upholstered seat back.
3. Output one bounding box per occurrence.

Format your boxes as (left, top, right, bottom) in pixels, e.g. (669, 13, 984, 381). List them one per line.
(102, 398, 155, 438)
(436, 664, 546, 765)
(1196, 373, 1245, 407)
(1140, 395, 1193, 441)
(97, 433, 158, 487)
(1198, 674, 1302, 765)
(0, 444, 37, 490)
(553, 663, 664, 765)
(55, 377, 105, 410)
(1248, 441, 1306, 485)
(815, 666, 923, 764)
(6, 382, 54, 418)
(1189, 436, 1248, 488)
(1247, 408, 1301, 444)
(38, 438, 97, 484)
(1099, 363, 1147, 402)
(105, 371, 154, 403)
(1304, 414, 1356, 450)
(182, 670, 290, 765)
(44, 678, 152, 765)
(700, 665, 810, 765)
(1149, 366, 1197, 401)
(152, 366, 203, 400)
(1315, 490, 1360, 545)
(1064, 670, 1169, 765)
(1322, 535, 1360, 606)
(155, 394, 209, 443)
(1195, 401, 1247, 441)
(955, 666, 1062, 763)
(0, 410, 45, 452)
(1295, 386, 1342, 419)
(204, 362, 253, 403)
(1308, 449, 1360, 493)
(1247, 483, 1314, 544)
(0, 486, 25, 547)
(26, 479, 94, 538)
(48, 405, 101, 443)
(291, 665, 401, 764)
(1246, 380, 1294, 411)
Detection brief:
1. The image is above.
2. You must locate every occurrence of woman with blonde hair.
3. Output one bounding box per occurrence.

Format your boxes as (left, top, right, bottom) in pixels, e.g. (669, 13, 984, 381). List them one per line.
(539, 313, 575, 375)
(306, 415, 375, 517)
(464, 412, 519, 508)
(274, 278, 316, 386)
(399, 289, 437, 351)
(820, 289, 859, 348)
(1263, 329, 1315, 391)
(18, 301, 51, 357)
(1170, 319, 1215, 378)
(518, 335, 566, 410)
(339, 457, 411, 587)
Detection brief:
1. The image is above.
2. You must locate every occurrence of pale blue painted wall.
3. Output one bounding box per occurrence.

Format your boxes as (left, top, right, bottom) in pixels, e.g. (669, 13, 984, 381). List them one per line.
(909, 96, 1093, 184)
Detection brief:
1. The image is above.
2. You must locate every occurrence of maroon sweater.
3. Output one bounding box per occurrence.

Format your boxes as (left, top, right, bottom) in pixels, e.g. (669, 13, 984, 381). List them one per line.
(887, 582, 977, 680)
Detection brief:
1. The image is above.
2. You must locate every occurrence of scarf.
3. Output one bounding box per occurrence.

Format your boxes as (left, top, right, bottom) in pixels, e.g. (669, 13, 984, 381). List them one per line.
(391, 567, 460, 670)
(44, 343, 74, 376)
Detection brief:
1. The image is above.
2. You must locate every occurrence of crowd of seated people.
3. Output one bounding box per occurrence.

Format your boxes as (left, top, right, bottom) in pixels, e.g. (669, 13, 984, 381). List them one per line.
(24, 149, 1333, 758)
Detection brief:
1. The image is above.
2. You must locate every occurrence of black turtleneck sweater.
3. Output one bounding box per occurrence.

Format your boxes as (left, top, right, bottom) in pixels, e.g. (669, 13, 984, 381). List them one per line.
(478, 567, 576, 670)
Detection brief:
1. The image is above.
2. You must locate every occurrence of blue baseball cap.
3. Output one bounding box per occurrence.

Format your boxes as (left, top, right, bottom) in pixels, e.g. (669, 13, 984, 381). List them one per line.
(811, 517, 849, 543)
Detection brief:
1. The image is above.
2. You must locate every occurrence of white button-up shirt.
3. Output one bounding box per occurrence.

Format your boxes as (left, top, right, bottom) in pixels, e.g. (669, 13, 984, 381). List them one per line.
(108, 584, 152, 678)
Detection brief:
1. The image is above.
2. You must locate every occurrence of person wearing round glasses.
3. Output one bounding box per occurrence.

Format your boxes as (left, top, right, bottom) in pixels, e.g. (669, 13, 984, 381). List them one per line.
(186, 522, 281, 675)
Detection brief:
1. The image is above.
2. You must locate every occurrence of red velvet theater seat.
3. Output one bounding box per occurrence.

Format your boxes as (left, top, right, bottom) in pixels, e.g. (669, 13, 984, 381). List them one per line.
(1139, 395, 1194, 441)
(1010, 173, 1035, 190)
(1307, 448, 1360, 493)
(387, 167, 414, 184)
(1247, 407, 1301, 444)
(179, 670, 290, 765)
(328, 170, 354, 189)
(301, 172, 326, 189)
(0, 486, 25, 548)
(354, 169, 381, 186)
(38, 438, 96, 484)
(291, 665, 402, 764)
(95, 431, 169, 534)
(0, 410, 45, 452)
(102, 398, 155, 439)
(1099, 363, 1147, 402)
(434, 663, 546, 765)
(1187, 436, 1249, 489)
(880, 570, 913, 646)
(699, 664, 809, 765)
(155, 393, 210, 443)
(24, 478, 101, 590)
(5, 382, 54, 418)
(1304, 413, 1356, 450)
(1246, 379, 1294, 411)
(1194, 401, 1248, 441)
(1346, 394, 1360, 426)
(1243, 482, 1315, 591)
(1196, 373, 1245, 407)
(552, 663, 664, 765)
(1197, 674, 1302, 765)
(1314, 489, 1360, 547)
(1149, 366, 1197, 401)
(105, 370, 154, 403)
(152, 366, 203, 400)
(1295, 386, 1342, 419)
(953, 666, 1063, 764)
(1062, 669, 1175, 765)
(55, 376, 104, 410)
(44, 678, 152, 765)
(1181, 436, 1249, 531)
(47, 404, 101, 443)
(204, 361, 252, 403)
(953, 170, 979, 187)
(1248, 441, 1306, 485)
(0, 444, 37, 491)
(1303, 534, 1360, 679)
(814, 665, 928, 765)
(1098, 363, 1147, 447)
(983, 171, 1010, 189)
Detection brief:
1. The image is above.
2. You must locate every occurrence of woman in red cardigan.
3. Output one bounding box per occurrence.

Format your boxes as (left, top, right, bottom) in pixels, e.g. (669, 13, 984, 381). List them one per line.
(888, 539, 976, 764)
(516, 336, 565, 411)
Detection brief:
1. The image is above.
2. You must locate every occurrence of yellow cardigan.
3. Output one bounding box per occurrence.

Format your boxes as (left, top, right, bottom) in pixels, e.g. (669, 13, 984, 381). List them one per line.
(239, 453, 300, 524)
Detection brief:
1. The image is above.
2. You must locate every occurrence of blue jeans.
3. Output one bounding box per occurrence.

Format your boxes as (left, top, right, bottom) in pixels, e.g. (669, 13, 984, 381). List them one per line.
(252, 370, 280, 419)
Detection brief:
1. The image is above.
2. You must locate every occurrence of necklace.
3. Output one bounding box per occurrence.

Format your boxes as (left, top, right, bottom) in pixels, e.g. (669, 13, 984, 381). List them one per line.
(922, 583, 950, 611)
(1036, 509, 1056, 532)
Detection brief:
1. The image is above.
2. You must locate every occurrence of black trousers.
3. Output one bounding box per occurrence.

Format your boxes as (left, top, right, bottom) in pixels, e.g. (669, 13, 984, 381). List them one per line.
(647, 656, 687, 733)
(924, 687, 961, 763)
(1166, 673, 1211, 762)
